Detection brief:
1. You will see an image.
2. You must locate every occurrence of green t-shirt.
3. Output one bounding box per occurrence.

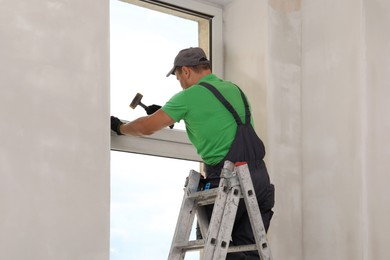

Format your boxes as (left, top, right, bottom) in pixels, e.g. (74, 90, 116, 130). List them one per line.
(162, 74, 252, 165)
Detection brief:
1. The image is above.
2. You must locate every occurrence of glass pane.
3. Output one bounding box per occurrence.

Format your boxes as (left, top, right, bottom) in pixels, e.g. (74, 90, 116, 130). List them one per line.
(110, 152, 200, 260)
(110, 0, 199, 130)
(110, 1, 207, 259)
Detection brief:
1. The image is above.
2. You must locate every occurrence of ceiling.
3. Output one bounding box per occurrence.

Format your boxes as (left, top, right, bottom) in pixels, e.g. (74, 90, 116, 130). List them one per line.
(198, 0, 234, 7)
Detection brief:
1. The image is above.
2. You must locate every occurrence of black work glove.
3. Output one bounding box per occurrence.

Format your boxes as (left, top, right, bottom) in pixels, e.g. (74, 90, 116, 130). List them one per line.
(145, 104, 174, 129)
(111, 116, 124, 135)
(145, 104, 161, 115)
(145, 104, 175, 129)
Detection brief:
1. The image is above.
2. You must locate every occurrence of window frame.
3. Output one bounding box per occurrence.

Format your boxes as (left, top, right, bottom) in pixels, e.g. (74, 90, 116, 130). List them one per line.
(110, 0, 223, 161)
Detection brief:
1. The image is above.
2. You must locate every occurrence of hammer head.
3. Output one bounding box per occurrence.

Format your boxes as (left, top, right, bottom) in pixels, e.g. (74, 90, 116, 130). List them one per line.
(129, 93, 143, 109)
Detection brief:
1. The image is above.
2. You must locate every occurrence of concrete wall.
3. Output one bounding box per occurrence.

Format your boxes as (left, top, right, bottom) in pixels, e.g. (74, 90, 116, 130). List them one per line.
(223, 0, 269, 143)
(267, 1, 303, 259)
(364, 1, 390, 259)
(224, 0, 390, 259)
(224, 0, 303, 259)
(302, 0, 364, 259)
(0, 1, 110, 259)
(302, 0, 390, 259)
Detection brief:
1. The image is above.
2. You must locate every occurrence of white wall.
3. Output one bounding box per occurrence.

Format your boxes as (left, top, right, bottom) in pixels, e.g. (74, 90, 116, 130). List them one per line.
(223, 0, 269, 141)
(0, 1, 110, 259)
(364, 1, 390, 259)
(302, 0, 364, 259)
(267, 1, 303, 259)
(302, 0, 390, 259)
(223, 0, 390, 259)
(224, 0, 303, 259)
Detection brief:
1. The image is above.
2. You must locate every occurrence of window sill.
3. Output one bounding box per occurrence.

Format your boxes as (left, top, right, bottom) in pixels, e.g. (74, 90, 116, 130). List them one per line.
(110, 128, 201, 162)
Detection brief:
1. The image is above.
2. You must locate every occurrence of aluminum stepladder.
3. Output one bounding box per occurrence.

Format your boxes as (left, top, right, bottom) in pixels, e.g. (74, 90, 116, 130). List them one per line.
(168, 160, 272, 260)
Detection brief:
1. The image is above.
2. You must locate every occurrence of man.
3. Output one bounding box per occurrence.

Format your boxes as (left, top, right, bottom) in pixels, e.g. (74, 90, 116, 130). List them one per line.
(111, 47, 275, 260)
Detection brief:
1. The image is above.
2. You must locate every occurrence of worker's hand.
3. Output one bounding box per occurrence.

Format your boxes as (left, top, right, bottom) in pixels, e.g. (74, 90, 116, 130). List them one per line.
(111, 116, 124, 135)
(145, 104, 161, 115)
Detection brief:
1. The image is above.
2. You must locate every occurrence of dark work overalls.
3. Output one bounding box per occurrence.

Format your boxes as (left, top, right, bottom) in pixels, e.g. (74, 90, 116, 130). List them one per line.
(199, 82, 275, 260)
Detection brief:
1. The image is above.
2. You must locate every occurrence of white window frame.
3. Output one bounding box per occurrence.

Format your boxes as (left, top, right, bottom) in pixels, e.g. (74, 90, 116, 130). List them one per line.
(110, 0, 223, 162)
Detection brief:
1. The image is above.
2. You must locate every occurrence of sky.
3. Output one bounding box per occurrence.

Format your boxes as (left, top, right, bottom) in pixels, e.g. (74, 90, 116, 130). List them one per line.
(110, 1, 201, 259)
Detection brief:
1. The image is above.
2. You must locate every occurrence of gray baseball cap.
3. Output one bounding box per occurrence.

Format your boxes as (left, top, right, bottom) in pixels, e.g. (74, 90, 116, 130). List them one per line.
(166, 47, 210, 77)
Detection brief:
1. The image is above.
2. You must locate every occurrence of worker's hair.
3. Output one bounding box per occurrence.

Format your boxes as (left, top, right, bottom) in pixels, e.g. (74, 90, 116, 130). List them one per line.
(176, 64, 211, 74)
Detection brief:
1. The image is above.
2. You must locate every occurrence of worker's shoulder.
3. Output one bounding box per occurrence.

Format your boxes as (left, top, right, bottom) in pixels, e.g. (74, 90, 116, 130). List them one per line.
(184, 85, 211, 100)
(194, 78, 236, 90)
(193, 80, 239, 95)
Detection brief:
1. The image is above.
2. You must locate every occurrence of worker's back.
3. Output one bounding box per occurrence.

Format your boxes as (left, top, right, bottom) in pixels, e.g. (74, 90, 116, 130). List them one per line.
(162, 73, 252, 165)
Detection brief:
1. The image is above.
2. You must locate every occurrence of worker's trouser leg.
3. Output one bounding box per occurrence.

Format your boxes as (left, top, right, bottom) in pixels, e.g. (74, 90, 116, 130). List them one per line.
(225, 198, 273, 260)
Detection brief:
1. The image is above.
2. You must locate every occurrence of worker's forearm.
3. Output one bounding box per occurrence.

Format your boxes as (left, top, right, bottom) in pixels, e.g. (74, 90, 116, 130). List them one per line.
(119, 116, 155, 136)
(117, 109, 175, 136)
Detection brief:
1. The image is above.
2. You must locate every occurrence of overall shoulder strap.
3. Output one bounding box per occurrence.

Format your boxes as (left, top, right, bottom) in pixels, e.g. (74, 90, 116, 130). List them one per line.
(199, 82, 250, 125)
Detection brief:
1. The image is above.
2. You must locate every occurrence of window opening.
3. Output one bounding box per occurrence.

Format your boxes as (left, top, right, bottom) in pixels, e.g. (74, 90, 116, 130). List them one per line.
(110, 0, 211, 130)
(110, 0, 214, 259)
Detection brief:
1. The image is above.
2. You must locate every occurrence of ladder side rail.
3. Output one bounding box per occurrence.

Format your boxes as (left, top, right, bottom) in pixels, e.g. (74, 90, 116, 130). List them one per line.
(201, 178, 229, 260)
(212, 184, 242, 260)
(236, 164, 273, 260)
(168, 170, 201, 260)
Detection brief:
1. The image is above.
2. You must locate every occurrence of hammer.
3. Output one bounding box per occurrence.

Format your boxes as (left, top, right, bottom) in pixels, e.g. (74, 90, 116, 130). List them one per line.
(129, 92, 174, 129)
(129, 93, 148, 111)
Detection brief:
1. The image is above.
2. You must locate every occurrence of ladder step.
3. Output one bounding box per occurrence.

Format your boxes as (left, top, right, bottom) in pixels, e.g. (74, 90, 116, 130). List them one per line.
(187, 188, 219, 206)
(174, 239, 205, 252)
(175, 241, 259, 254)
(227, 244, 258, 253)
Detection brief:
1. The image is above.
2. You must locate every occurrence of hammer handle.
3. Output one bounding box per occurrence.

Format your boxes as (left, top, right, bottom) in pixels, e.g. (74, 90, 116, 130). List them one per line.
(139, 102, 148, 110)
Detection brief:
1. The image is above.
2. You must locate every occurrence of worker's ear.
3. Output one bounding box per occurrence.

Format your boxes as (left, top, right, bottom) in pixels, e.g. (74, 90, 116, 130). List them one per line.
(182, 66, 191, 78)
